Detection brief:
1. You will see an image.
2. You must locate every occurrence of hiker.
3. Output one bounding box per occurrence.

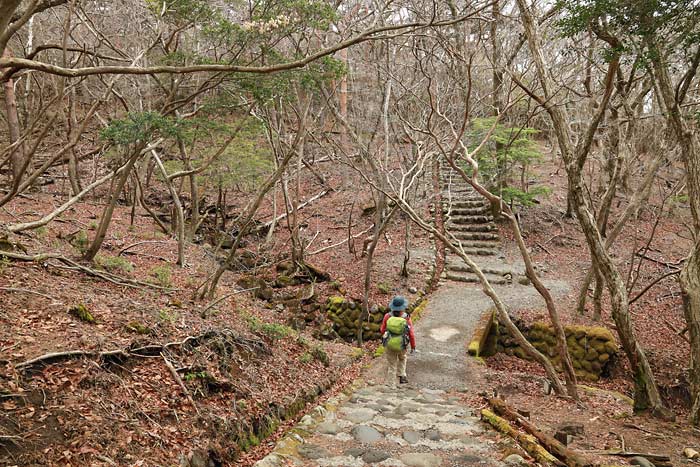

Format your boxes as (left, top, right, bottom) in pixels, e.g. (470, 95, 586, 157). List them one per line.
(380, 296, 416, 386)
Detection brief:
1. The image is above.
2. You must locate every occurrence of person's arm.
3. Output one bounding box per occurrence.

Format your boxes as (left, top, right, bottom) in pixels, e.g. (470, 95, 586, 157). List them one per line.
(380, 313, 389, 334)
(407, 316, 416, 350)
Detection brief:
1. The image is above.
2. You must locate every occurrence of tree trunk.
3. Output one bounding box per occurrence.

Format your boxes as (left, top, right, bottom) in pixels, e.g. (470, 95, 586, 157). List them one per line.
(3, 50, 25, 185)
(515, 0, 666, 414)
(648, 42, 700, 423)
(83, 144, 145, 261)
(152, 150, 185, 266)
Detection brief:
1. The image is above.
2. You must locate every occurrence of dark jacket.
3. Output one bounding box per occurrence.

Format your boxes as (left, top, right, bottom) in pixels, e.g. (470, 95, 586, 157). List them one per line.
(380, 311, 416, 350)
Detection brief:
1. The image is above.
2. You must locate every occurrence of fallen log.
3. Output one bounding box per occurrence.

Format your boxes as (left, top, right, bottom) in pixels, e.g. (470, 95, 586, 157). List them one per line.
(488, 398, 592, 467)
(592, 450, 671, 462)
(481, 409, 562, 467)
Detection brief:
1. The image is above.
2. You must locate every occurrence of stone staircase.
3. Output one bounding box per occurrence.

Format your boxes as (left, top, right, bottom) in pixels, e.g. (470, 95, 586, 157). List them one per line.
(439, 163, 519, 285)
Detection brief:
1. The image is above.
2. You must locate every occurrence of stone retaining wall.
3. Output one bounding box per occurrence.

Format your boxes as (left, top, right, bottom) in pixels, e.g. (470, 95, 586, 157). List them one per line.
(326, 296, 427, 342)
(326, 297, 387, 341)
(479, 314, 618, 382)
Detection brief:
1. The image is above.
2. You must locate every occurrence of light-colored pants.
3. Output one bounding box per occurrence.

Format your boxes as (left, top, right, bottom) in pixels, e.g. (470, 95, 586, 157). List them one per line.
(385, 349, 407, 386)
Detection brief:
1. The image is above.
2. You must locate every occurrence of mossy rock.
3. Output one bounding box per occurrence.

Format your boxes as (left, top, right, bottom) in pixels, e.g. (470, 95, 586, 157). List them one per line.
(598, 353, 610, 363)
(125, 321, 150, 335)
(371, 313, 384, 323)
(572, 360, 582, 370)
(531, 322, 550, 333)
(604, 341, 618, 354)
(68, 304, 95, 323)
(566, 336, 578, 348)
(581, 360, 593, 372)
(275, 275, 299, 287)
(591, 341, 608, 354)
(543, 333, 557, 346)
(328, 296, 345, 307)
(504, 347, 515, 356)
(577, 371, 599, 382)
(591, 361, 602, 372)
(585, 348, 599, 361)
(532, 341, 549, 354)
(571, 347, 585, 361)
(587, 326, 616, 341)
(513, 347, 529, 360)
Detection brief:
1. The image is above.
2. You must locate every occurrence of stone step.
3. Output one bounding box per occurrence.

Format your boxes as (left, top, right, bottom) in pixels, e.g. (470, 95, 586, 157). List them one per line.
(444, 271, 510, 285)
(451, 239, 500, 249)
(452, 231, 500, 241)
(444, 200, 489, 209)
(440, 186, 475, 193)
(445, 222, 497, 232)
(446, 246, 499, 256)
(447, 214, 494, 224)
(445, 262, 512, 276)
(444, 207, 490, 216)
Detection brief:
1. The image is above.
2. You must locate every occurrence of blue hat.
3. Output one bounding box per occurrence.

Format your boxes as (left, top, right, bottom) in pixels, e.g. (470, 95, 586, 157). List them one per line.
(389, 296, 409, 312)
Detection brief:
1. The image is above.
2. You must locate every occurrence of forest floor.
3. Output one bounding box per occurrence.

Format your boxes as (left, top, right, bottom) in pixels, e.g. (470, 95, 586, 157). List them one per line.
(465, 150, 700, 467)
(1, 145, 699, 466)
(0, 164, 435, 466)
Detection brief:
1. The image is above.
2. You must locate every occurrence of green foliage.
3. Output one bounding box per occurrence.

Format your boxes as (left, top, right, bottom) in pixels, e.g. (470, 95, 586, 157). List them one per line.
(311, 345, 329, 366)
(299, 352, 313, 364)
(467, 118, 549, 208)
(296, 335, 310, 347)
(71, 230, 90, 253)
(158, 307, 179, 323)
(150, 265, 173, 288)
(246, 315, 294, 340)
(100, 112, 180, 146)
(500, 186, 552, 207)
(184, 370, 209, 381)
(145, 0, 216, 24)
(205, 118, 274, 191)
(0, 255, 9, 274)
(96, 255, 134, 274)
(377, 282, 391, 294)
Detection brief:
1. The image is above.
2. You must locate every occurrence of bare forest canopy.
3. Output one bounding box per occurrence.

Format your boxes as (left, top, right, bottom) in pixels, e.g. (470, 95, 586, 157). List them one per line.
(2, 0, 700, 452)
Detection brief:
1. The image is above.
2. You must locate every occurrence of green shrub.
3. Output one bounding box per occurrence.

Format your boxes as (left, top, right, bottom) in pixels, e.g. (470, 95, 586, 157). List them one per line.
(158, 308, 179, 323)
(312, 345, 330, 366)
(0, 255, 9, 274)
(96, 255, 134, 274)
(299, 352, 313, 364)
(150, 264, 172, 287)
(184, 371, 208, 381)
(296, 335, 310, 348)
(377, 282, 391, 294)
(246, 315, 293, 340)
(71, 230, 90, 253)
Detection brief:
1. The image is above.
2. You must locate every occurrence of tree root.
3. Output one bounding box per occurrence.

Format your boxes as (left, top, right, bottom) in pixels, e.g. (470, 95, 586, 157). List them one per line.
(0, 249, 172, 290)
(15, 330, 268, 371)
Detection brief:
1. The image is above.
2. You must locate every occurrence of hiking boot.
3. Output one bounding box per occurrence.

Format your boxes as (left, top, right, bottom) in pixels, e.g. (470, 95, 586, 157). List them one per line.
(399, 376, 408, 384)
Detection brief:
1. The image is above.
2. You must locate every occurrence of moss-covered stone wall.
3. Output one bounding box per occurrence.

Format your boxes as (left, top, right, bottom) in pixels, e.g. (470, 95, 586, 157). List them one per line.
(489, 320, 618, 382)
(325, 297, 386, 341)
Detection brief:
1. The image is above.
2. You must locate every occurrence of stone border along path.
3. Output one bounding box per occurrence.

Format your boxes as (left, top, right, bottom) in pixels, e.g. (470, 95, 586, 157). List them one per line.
(253, 163, 571, 467)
